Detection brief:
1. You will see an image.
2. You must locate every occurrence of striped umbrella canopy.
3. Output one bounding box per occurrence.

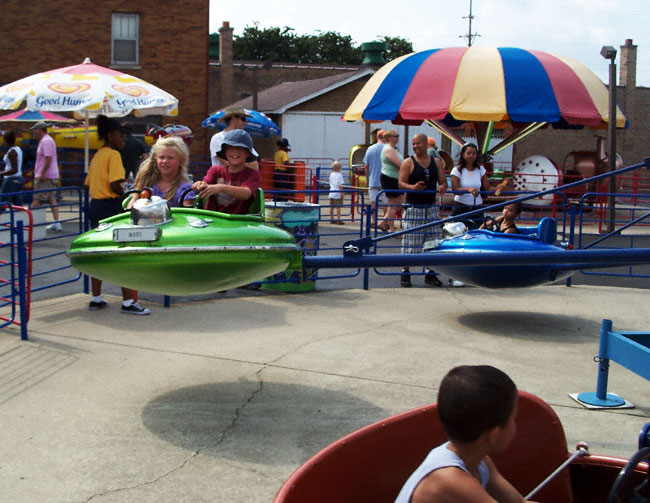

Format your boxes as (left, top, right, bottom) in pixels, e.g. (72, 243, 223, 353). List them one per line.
(0, 57, 178, 170)
(344, 47, 627, 153)
(0, 109, 76, 123)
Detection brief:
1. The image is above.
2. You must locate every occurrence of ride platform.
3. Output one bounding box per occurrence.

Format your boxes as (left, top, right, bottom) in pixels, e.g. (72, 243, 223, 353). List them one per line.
(1, 283, 649, 502)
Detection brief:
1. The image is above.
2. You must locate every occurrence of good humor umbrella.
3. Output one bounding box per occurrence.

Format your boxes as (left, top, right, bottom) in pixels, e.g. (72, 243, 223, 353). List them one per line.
(0, 57, 178, 169)
(0, 109, 76, 123)
(202, 108, 281, 138)
(344, 46, 627, 155)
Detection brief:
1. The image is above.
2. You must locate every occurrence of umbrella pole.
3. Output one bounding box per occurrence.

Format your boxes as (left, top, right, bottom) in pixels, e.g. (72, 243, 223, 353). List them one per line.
(486, 122, 547, 156)
(481, 121, 495, 154)
(84, 110, 89, 173)
(425, 120, 465, 147)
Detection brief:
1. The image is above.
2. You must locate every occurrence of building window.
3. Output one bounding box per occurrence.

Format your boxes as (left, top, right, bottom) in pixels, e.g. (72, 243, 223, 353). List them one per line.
(112, 13, 139, 65)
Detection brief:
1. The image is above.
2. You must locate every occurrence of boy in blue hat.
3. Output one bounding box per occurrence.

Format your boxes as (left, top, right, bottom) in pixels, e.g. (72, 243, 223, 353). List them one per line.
(192, 129, 261, 214)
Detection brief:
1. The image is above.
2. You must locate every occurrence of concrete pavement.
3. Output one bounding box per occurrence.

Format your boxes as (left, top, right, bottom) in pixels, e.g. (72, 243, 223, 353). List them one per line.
(1, 284, 649, 502)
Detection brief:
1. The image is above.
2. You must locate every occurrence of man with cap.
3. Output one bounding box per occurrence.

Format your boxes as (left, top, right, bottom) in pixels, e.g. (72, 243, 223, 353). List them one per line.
(427, 137, 442, 161)
(30, 121, 62, 231)
(274, 137, 293, 201)
(209, 106, 259, 171)
(193, 129, 261, 215)
(362, 128, 386, 226)
(120, 122, 148, 180)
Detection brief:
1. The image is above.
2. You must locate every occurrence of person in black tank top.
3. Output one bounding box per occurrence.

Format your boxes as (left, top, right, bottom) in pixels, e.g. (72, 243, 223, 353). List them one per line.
(398, 133, 448, 287)
(480, 201, 522, 234)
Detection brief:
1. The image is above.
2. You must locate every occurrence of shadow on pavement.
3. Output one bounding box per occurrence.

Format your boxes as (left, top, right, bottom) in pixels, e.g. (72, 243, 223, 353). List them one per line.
(457, 311, 601, 342)
(142, 380, 388, 465)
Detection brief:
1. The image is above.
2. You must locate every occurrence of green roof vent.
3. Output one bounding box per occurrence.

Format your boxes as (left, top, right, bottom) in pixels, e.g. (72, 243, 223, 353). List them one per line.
(360, 41, 386, 66)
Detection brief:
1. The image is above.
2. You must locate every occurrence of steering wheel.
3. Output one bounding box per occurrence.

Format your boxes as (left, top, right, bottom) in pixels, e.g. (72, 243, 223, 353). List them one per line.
(607, 447, 650, 502)
(179, 187, 204, 209)
(482, 216, 497, 231)
(122, 187, 153, 209)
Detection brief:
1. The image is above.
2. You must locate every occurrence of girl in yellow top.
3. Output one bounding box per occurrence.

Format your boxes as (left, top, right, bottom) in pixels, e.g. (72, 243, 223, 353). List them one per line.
(274, 137, 293, 201)
(83, 114, 150, 315)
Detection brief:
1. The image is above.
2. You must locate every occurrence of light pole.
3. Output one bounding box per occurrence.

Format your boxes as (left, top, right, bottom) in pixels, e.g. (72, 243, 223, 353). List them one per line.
(600, 45, 617, 233)
(240, 60, 272, 111)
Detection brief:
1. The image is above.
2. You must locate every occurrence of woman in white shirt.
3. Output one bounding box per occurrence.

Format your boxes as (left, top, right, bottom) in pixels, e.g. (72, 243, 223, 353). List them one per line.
(1, 130, 24, 205)
(450, 143, 491, 229)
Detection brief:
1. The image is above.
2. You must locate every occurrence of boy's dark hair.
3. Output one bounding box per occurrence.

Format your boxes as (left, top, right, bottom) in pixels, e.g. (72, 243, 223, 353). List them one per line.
(437, 365, 517, 443)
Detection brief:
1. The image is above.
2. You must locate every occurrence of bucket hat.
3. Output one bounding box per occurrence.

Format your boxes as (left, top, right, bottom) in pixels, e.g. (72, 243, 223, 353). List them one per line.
(217, 129, 258, 162)
(276, 138, 291, 151)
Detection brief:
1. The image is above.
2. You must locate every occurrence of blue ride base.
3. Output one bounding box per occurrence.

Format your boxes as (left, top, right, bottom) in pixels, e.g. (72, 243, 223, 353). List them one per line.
(574, 319, 650, 409)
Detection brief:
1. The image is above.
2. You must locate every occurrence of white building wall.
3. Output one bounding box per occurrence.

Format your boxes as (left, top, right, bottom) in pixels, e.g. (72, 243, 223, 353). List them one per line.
(282, 111, 513, 172)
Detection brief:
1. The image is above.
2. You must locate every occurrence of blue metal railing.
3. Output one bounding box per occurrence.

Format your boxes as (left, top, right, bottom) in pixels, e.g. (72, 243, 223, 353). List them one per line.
(0, 205, 30, 340)
(28, 187, 84, 297)
(576, 192, 650, 280)
(3, 157, 650, 321)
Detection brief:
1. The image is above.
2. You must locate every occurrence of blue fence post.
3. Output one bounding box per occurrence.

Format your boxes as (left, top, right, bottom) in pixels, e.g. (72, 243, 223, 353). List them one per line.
(575, 319, 626, 408)
(566, 203, 577, 287)
(595, 319, 613, 400)
(15, 220, 28, 341)
(363, 203, 372, 290)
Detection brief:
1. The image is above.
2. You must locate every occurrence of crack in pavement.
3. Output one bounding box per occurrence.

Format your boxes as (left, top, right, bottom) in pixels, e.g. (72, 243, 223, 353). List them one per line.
(265, 317, 408, 366)
(83, 366, 267, 502)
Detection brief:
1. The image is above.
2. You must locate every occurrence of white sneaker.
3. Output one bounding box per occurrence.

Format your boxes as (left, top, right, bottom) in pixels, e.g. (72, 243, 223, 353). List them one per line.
(448, 279, 465, 287)
(121, 302, 151, 315)
(46, 222, 63, 232)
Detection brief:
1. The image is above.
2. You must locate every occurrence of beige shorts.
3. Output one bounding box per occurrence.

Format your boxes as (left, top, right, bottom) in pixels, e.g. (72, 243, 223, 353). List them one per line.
(33, 178, 59, 202)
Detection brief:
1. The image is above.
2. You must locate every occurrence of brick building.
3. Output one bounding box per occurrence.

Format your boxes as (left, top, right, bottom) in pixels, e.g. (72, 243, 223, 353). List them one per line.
(0, 0, 210, 154)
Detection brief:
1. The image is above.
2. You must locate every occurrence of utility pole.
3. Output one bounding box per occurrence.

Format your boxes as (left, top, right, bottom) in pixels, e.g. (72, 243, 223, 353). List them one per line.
(460, 0, 480, 46)
(601, 46, 618, 233)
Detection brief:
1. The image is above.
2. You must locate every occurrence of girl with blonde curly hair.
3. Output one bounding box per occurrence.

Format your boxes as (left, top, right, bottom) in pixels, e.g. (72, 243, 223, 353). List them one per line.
(132, 135, 195, 207)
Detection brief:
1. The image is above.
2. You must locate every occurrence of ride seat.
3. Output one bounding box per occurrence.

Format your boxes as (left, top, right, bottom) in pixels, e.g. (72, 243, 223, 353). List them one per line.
(273, 391, 574, 503)
(537, 217, 558, 244)
(247, 188, 266, 217)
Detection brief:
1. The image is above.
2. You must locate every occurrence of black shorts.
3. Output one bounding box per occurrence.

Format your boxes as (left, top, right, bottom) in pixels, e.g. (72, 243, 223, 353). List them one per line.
(89, 198, 123, 228)
(380, 174, 403, 199)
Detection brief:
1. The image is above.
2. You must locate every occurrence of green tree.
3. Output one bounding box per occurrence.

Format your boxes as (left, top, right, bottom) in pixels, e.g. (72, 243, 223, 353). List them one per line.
(310, 31, 363, 64)
(231, 24, 410, 65)
(379, 35, 413, 62)
(233, 24, 299, 62)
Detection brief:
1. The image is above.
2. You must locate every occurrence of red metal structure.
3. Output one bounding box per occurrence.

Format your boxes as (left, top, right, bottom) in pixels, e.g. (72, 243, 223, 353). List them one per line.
(274, 391, 647, 503)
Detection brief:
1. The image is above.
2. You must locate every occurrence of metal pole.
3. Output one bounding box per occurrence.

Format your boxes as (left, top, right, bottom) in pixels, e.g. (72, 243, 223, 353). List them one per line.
(605, 50, 617, 233)
(363, 204, 372, 290)
(252, 66, 259, 111)
(16, 220, 28, 341)
(525, 444, 589, 500)
(595, 319, 613, 399)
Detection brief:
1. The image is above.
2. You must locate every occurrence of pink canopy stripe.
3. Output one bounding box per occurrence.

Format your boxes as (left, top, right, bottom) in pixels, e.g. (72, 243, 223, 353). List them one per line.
(400, 47, 469, 121)
(529, 50, 601, 126)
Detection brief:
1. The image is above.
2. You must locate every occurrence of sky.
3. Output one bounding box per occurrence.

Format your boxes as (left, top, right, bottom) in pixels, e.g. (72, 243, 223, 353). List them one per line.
(209, 0, 650, 87)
